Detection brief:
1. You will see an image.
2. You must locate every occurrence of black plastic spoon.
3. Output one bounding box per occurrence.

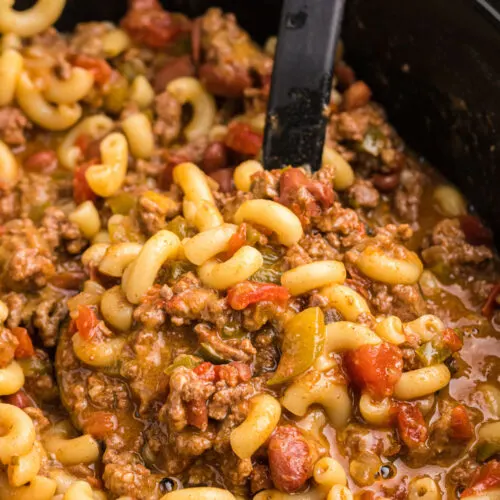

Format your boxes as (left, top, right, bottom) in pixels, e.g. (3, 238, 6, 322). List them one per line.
(263, 0, 345, 171)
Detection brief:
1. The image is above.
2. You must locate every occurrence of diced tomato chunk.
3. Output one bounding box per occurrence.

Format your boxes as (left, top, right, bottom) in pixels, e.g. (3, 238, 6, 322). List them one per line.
(449, 404, 474, 440)
(83, 411, 118, 439)
(462, 460, 500, 498)
(193, 361, 252, 387)
(193, 361, 216, 382)
(227, 281, 290, 311)
(121, 0, 191, 49)
(75, 305, 99, 341)
(224, 122, 263, 156)
(482, 283, 500, 319)
(3, 390, 33, 408)
(442, 327, 463, 353)
(393, 402, 428, 448)
(12, 327, 34, 358)
(279, 168, 334, 220)
(72, 54, 112, 85)
(73, 161, 98, 205)
(224, 223, 247, 259)
(343, 342, 403, 398)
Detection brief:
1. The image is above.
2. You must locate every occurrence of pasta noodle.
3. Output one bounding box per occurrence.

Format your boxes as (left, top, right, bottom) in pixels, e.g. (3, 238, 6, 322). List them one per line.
(0, 403, 36, 464)
(0, 0, 66, 37)
(233, 160, 264, 192)
(319, 284, 371, 322)
(322, 146, 355, 190)
(281, 261, 346, 296)
(122, 230, 181, 303)
(58, 115, 114, 170)
(122, 112, 155, 159)
(0, 139, 19, 185)
(7, 441, 42, 487)
(161, 488, 236, 500)
(393, 364, 451, 400)
(100, 286, 134, 332)
(282, 370, 351, 429)
(234, 200, 303, 246)
(129, 75, 155, 109)
(183, 224, 238, 265)
(0, 48, 23, 106)
(69, 201, 101, 239)
(16, 72, 82, 131)
(173, 162, 215, 204)
(198, 246, 263, 290)
(166, 77, 216, 140)
(43, 67, 95, 105)
(98, 242, 142, 277)
(0, 361, 25, 396)
(85, 132, 128, 197)
(230, 394, 281, 459)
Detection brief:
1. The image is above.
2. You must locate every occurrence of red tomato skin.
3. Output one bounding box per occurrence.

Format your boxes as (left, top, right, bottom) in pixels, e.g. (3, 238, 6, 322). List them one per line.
(449, 405, 474, 440)
(75, 305, 99, 341)
(442, 328, 463, 352)
(462, 460, 500, 498)
(393, 403, 428, 448)
(224, 223, 247, 259)
(72, 54, 112, 85)
(224, 122, 263, 156)
(343, 342, 403, 398)
(226, 281, 290, 311)
(84, 411, 118, 439)
(12, 327, 35, 358)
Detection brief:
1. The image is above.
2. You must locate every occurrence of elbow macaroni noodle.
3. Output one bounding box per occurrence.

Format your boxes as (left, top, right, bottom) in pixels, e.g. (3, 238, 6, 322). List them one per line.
(0, 0, 66, 37)
(183, 224, 238, 265)
(354, 242, 424, 285)
(234, 199, 303, 246)
(166, 77, 216, 141)
(0, 48, 23, 106)
(0, 361, 25, 396)
(58, 115, 114, 170)
(230, 394, 281, 459)
(233, 160, 264, 192)
(69, 201, 101, 239)
(129, 75, 155, 108)
(281, 261, 346, 296)
(0, 403, 36, 464)
(85, 132, 128, 197)
(161, 488, 236, 500)
(282, 370, 351, 429)
(7, 441, 42, 487)
(122, 112, 155, 159)
(174, 162, 215, 204)
(16, 72, 82, 131)
(98, 242, 143, 277)
(0, 139, 19, 185)
(322, 146, 355, 190)
(72, 333, 126, 368)
(198, 246, 263, 290)
(319, 284, 371, 322)
(43, 67, 95, 105)
(393, 364, 451, 400)
(122, 230, 181, 303)
(100, 286, 134, 332)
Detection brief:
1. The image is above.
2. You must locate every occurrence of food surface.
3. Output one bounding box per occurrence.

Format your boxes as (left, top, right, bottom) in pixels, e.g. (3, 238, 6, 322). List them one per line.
(0, 1, 499, 499)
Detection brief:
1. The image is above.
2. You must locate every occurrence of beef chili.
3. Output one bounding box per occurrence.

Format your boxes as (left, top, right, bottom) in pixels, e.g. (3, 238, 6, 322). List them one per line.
(0, 1, 499, 499)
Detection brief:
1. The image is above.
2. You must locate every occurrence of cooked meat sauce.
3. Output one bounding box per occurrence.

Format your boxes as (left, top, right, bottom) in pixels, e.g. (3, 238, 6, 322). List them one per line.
(0, 1, 499, 499)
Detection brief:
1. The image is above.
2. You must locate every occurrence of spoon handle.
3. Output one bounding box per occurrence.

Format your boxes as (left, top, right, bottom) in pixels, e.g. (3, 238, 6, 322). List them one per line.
(263, 0, 345, 171)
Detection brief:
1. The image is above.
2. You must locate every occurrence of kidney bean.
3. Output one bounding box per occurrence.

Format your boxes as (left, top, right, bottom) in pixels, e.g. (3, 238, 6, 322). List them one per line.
(199, 63, 252, 98)
(459, 215, 493, 246)
(24, 150, 58, 174)
(209, 168, 234, 193)
(268, 426, 313, 493)
(334, 62, 356, 89)
(153, 55, 195, 93)
(342, 81, 372, 110)
(372, 172, 401, 192)
(3, 390, 33, 408)
(202, 142, 228, 173)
